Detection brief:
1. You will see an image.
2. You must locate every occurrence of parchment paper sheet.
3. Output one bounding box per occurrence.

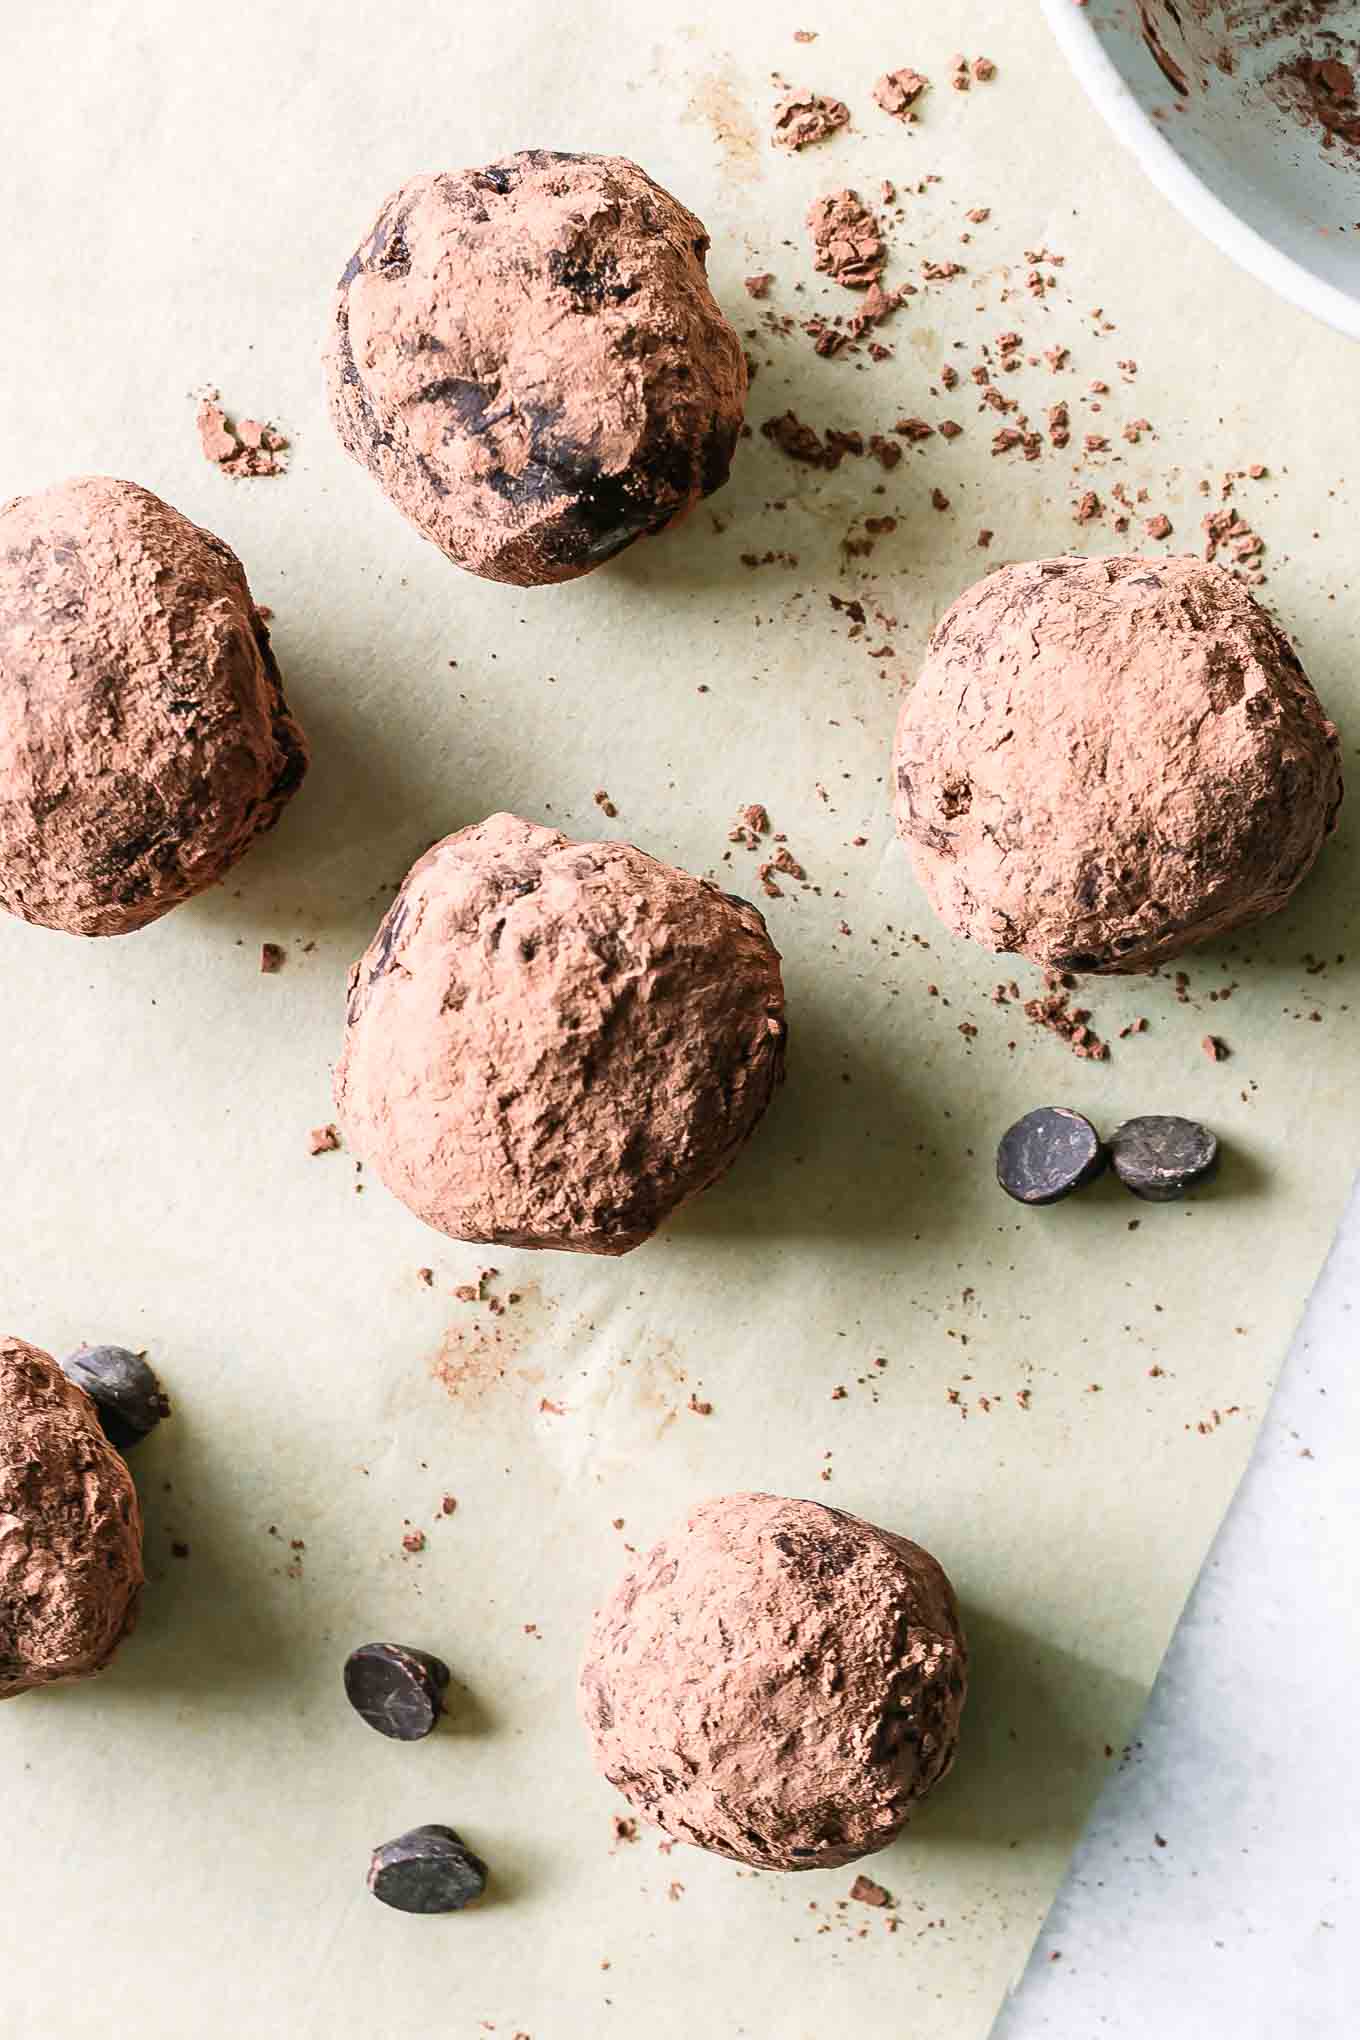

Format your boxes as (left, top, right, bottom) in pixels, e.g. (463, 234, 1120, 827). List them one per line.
(1, 4, 1356, 2035)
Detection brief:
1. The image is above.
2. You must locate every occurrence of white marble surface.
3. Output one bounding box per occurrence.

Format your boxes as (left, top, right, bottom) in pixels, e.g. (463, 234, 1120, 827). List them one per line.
(994, 1175, 1360, 2037)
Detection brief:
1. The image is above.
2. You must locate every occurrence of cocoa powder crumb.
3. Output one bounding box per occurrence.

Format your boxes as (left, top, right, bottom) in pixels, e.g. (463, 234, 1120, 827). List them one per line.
(873, 68, 930, 121)
(309, 1123, 340, 1155)
(760, 411, 855, 470)
(260, 942, 286, 973)
(850, 1874, 893, 1907)
(745, 273, 775, 299)
(807, 190, 886, 289)
(593, 789, 619, 819)
(772, 90, 851, 152)
(196, 396, 289, 478)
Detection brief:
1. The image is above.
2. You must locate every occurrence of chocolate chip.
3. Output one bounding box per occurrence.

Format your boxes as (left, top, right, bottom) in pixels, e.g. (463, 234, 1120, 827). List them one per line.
(61, 1345, 170, 1452)
(367, 1825, 488, 1913)
(997, 1107, 1107, 1205)
(1110, 1115, 1218, 1202)
(344, 1642, 450, 1740)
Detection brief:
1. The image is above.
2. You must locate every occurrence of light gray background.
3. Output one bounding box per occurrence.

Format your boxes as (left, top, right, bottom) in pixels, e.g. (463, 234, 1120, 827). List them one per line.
(997, 1178, 1360, 2037)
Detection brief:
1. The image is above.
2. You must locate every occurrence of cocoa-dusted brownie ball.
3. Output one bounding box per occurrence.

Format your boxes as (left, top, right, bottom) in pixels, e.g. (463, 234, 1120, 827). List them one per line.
(578, 1493, 967, 1870)
(893, 555, 1342, 973)
(335, 814, 786, 1255)
(0, 476, 308, 936)
(325, 151, 748, 586)
(0, 1336, 144, 1699)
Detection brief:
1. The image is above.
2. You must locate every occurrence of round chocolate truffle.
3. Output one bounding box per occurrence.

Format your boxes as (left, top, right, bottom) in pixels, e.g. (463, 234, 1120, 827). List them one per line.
(0, 476, 308, 937)
(0, 1336, 144, 1700)
(335, 815, 786, 1255)
(578, 1493, 967, 1870)
(325, 151, 748, 586)
(893, 555, 1342, 973)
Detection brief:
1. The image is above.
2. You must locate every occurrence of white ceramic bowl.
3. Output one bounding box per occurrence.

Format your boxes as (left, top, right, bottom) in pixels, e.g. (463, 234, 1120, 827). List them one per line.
(1041, 0, 1360, 340)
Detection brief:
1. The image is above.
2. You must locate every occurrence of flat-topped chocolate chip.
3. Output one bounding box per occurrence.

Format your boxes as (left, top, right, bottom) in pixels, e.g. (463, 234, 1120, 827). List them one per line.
(1110, 1115, 1218, 1201)
(997, 1107, 1107, 1205)
(344, 1643, 450, 1740)
(367, 1826, 488, 1913)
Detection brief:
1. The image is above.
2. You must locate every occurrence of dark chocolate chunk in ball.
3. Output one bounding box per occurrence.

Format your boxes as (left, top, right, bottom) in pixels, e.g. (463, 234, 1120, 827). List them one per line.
(997, 1107, 1107, 1206)
(344, 1642, 450, 1740)
(61, 1345, 171, 1452)
(367, 1825, 488, 1913)
(324, 153, 748, 587)
(1110, 1115, 1219, 1202)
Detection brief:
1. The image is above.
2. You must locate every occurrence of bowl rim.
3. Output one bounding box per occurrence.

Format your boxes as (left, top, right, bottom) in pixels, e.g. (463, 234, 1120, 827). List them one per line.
(1040, 0, 1360, 342)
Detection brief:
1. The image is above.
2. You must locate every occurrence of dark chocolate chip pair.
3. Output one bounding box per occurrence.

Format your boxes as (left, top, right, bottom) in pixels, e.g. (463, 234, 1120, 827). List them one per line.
(997, 1108, 1218, 1206)
(344, 1643, 488, 1914)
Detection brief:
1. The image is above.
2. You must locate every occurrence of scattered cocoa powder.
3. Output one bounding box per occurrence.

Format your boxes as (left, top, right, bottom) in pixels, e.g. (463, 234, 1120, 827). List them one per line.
(1023, 974, 1111, 1061)
(1273, 46, 1360, 152)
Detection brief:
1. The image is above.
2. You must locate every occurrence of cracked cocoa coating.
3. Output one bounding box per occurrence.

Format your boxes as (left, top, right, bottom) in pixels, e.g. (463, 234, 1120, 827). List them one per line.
(893, 555, 1342, 973)
(324, 150, 749, 587)
(0, 1336, 144, 1700)
(0, 476, 308, 936)
(578, 1493, 967, 1870)
(335, 813, 786, 1255)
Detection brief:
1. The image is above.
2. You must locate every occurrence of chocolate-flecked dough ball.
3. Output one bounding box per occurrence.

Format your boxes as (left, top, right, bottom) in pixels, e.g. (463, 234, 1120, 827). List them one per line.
(0, 1336, 145, 1699)
(324, 151, 749, 587)
(578, 1494, 967, 1870)
(0, 476, 308, 937)
(335, 814, 786, 1255)
(893, 555, 1342, 974)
